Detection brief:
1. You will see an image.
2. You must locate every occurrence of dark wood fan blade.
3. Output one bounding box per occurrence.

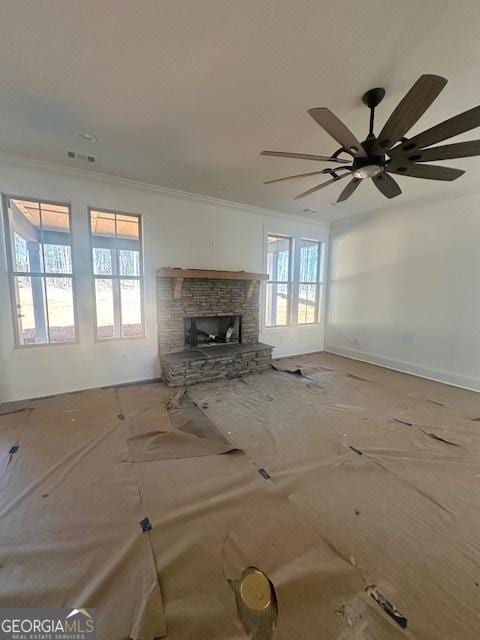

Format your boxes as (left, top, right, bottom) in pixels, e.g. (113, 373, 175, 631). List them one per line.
(372, 172, 402, 198)
(261, 150, 348, 163)
(388, 105, 480, 156)
(387, 162, 465, 181)
(389, 139, 480, 163)
(373, 75, 447, 154)
(263, 170, 328, 184)
(307, 108, 367, 157)
(336, 178, 361, 202)
(294, 172, 349, 200)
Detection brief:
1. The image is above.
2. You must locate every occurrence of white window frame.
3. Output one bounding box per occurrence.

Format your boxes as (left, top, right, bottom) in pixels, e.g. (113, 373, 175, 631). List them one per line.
(89, 207, 145, 341)
(264, 232, 324, 330)
(264, 234, 293, 328)
(2, 194, 78, 348)
(295, 238, 323, 326)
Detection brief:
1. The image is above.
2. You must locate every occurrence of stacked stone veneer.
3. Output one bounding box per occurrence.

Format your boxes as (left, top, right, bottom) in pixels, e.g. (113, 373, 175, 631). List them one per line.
(156, 275, 272, 385)
(157, 277, 261, 353)
(160, 344, 272, 386)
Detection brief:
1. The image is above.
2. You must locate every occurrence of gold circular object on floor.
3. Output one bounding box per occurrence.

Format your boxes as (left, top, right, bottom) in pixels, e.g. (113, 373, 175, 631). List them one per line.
(240, 570, 271, 611)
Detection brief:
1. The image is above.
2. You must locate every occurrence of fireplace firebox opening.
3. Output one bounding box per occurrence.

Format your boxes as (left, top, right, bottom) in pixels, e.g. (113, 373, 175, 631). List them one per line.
(185, 315, 241, 348)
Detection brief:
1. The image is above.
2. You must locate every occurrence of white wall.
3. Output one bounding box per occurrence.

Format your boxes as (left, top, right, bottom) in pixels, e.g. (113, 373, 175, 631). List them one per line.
(326, 193, 480, 391)
(0, 155, 328, 401)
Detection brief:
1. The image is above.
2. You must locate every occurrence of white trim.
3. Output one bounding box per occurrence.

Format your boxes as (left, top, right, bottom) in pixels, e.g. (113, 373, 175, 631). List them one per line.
(272, 346, 324, 359)
(2, 194, 79, 348)
(263, 228, 326, 331)
(325, 344, 480, 393)
(0, 152, 330, 227)
(88, 208, 145, 341)
(0, 376, 163, 403)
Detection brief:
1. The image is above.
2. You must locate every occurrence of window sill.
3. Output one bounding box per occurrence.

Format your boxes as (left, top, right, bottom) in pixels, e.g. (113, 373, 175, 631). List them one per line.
(263, 324, 292, 331)
(263, 322, 322, 331)
(94, 335, 147, 344)
(14, 340, 79, 350)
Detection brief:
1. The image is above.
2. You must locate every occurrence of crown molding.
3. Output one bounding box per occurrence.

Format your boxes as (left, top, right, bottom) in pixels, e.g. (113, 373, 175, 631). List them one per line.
(0, 151, 330, 228)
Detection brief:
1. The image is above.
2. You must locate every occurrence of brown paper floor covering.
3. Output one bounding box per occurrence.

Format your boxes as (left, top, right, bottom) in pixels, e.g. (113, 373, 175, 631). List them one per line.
(1, 353, 479, 639)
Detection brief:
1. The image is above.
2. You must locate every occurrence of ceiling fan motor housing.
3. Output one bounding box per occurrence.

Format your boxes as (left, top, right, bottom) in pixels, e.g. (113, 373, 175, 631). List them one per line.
(351, 138, 385, 179)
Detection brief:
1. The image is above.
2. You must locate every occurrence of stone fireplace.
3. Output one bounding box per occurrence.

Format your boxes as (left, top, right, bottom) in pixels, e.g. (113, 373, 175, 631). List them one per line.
(156, 268, 272, 386)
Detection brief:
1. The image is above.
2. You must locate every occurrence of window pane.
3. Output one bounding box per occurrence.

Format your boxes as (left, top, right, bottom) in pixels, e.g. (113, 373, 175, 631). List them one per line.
(14, 276, 48, 345)
(40, 205, 70, 230)
(93, 248, 113, 275)
(120, 279, 142, 337)
(267, 235, 290, 282)
(265, 282, 289, 327)
(9, 200, 43, 272)
(95, 279, 115, 339)
(90, 210, 116, 241)
(41, 207, 71, 274)
(45, 277, 75, 342)
(116, 214, 139, 240)
(7, 199, 76, 346)
(43, 244, 72, 274)
(298, 284, 318, 324)
(14, 233, 30, 272)
(90, 210, 144, 340)
(299, 240, 320, 283)
(119, 249, 140, 276)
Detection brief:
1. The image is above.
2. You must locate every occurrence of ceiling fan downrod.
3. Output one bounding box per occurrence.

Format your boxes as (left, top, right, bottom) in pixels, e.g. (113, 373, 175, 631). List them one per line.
(362, 87, 386, 137)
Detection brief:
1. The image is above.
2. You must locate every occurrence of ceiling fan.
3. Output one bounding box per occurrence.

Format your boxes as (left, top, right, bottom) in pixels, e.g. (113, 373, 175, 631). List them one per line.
(261, 75, 480, 202)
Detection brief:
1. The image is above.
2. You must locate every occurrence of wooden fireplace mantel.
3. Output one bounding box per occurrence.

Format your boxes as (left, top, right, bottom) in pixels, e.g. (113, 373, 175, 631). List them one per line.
(157, 267, 268, 300)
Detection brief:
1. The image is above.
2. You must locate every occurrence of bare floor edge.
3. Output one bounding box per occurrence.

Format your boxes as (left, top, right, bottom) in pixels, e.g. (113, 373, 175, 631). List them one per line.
(324, 346, 480, 394)
(0, 353, 479, 639)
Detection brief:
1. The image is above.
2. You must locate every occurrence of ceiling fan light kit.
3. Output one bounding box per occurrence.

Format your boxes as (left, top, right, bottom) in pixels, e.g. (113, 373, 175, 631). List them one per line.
(261, 74, 480, 203)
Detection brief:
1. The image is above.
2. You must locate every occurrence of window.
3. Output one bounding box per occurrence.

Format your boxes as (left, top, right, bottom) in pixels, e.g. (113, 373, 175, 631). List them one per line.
(265, 235, 292, 327)
(90, 209, 144, 339)
(297, 239, 322, 324)
(3, 196, 76, 346)
(264, 234, 324, 328)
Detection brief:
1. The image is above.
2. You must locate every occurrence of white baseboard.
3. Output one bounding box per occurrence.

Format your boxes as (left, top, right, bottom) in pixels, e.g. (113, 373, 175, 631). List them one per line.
(325, 344, 480, 393)
(0, 376, 162, 403)
(271, 345, 324, 359)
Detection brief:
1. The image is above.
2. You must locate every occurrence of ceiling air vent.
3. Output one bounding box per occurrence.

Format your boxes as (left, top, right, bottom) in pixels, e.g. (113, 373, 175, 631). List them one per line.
(66, 150, 96, 163)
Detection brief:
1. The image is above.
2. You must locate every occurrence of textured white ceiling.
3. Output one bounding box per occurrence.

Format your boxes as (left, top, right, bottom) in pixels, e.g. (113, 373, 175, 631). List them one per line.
(1, 0, 480, 222)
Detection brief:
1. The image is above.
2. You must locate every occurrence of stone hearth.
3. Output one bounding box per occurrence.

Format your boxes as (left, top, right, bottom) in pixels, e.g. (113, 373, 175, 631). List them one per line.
(156, 268, 272, 386)
(160, 343, 272, 386)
